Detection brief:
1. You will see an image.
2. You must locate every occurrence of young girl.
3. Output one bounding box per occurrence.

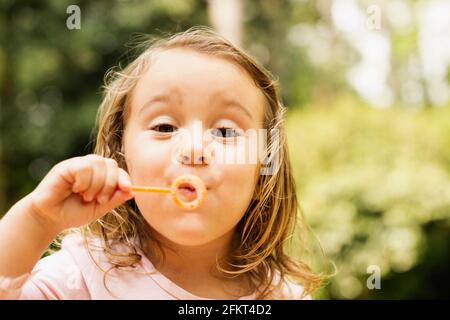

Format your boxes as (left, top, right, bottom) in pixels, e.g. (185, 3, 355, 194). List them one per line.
(0, 27, 321, 300)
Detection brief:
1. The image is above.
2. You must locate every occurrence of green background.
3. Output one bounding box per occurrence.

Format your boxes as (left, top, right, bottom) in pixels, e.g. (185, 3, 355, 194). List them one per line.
(1, 0, 449, 299)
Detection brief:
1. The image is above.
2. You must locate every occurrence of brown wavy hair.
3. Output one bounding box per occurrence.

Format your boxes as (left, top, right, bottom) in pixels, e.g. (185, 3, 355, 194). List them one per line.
(76, 26, 322, 299)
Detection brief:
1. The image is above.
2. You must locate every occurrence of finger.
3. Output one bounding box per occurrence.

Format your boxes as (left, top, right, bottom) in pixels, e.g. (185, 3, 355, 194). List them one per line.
(83, 155, 107, 202)
(96, 159, 119, 204)
(117, 168, 132, 193)
(71, 159, 93, 194)
(95, 189, 134, 215)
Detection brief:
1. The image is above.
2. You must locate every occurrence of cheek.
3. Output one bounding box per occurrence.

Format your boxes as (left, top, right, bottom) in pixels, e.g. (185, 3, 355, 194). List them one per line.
(221, 164, 257, 197)
(125, 136, 176, 229)
(125, 136, 172, 185)
(123, 132, 179, 217)
(214, 162, 259, 221)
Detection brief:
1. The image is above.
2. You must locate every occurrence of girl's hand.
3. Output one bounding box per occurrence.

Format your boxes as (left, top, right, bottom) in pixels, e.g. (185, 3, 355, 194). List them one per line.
(26, 154, 134, 233)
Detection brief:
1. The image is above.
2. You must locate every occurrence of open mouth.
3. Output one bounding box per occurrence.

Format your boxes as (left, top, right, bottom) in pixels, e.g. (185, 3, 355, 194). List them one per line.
(176, 182, 198, 203)
(170, 174, 207, 210)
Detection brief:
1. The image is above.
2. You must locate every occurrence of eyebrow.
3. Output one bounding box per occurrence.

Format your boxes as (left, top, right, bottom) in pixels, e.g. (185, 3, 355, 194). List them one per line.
(138, 93, 254, 121)
(138, 93, 175, 117)
(218, 98, 253, 120)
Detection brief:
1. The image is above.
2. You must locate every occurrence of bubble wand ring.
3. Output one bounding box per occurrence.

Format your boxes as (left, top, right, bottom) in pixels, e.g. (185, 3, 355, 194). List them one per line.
(131, 174, 207, 210)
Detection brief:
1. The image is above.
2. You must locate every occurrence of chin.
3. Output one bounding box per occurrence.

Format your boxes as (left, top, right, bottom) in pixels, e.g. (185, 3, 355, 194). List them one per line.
(164, 229, 216, 247)
(151, 216, 214, 246)
(177, 223, 215, 244)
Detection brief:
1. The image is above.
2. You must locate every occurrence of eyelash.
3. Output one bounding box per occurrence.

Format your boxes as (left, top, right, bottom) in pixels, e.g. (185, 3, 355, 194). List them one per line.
(211, 127, 242, 138)
(150, 123, 178, 133)
(149, 123, 242, 138)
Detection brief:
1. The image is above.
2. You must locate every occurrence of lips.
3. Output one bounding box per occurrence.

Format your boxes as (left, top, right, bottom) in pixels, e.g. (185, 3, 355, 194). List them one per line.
(176, 182, 198, 202)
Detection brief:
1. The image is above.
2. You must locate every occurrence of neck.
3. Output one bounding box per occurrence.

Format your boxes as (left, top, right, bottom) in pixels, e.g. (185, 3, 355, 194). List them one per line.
(145, 228, 238, 278)
(142, 227, 254, 299)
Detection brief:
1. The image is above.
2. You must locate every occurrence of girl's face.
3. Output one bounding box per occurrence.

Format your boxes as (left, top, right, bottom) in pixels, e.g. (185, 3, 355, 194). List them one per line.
(123, 49, 265, 246)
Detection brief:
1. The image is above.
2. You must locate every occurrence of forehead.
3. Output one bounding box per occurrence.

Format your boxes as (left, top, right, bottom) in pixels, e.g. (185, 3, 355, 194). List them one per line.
(129, 48, 265, 119)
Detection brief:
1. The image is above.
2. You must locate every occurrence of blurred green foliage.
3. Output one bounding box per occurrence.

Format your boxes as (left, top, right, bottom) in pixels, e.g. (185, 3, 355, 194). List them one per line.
(0, 0, 209, 206)
(1, 0, 449, 300)
(287, 96, 450, 299)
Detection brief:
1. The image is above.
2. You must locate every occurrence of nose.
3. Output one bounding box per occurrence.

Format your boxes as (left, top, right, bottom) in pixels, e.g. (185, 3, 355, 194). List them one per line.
(174, 122, 212, 165)
(177, 153, 209, 165)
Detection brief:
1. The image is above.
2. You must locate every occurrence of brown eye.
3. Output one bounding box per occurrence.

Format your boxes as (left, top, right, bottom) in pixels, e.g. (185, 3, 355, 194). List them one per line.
(211, 127, 240, 138)
(151, 123, 177, 133)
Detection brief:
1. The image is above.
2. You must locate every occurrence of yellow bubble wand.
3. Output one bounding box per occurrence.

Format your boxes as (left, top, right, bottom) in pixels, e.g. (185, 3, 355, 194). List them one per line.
(131, 174, 207, 210)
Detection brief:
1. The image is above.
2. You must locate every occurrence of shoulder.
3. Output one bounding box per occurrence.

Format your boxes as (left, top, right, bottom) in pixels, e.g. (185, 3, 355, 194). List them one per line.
(24, 232, 93, 299)
(21, 232, 146, 300)
(266, 273, 312, 300)
(278, 279, 312, 300)
(35, 232, 100, 272)
(32, 233, 84, 276)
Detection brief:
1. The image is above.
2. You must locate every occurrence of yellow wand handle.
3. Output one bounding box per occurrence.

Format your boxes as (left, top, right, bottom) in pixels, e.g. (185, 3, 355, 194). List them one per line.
(131, 186, 172, 193)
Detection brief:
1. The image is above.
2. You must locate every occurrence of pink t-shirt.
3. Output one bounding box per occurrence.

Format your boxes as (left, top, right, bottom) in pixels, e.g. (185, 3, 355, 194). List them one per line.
(0, 234, 310, 300)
